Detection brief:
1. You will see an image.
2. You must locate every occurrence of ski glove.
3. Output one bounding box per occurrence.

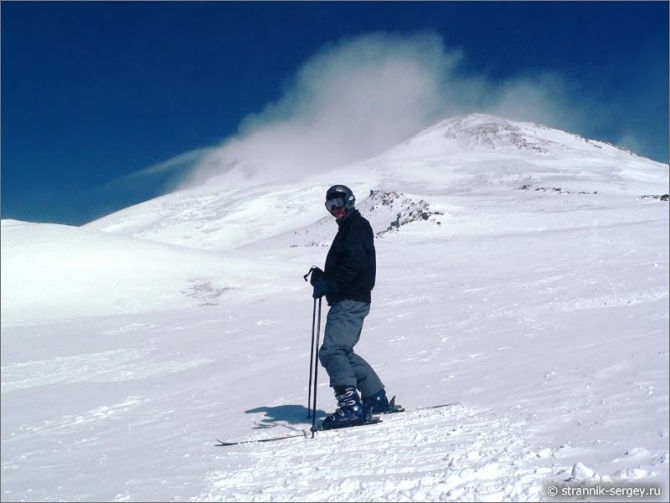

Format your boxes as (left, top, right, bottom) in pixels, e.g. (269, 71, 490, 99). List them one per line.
(312, 278, 331, 299)
(309, 267, 324, 286)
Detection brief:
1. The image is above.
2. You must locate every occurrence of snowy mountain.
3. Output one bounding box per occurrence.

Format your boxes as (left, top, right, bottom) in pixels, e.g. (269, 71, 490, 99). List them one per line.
(84, 114, 667, 252)
(2, 114, 668, 501)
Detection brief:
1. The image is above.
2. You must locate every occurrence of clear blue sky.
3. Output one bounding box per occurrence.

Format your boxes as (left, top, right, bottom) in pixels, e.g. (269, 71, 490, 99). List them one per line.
(2, 1, 668, 226)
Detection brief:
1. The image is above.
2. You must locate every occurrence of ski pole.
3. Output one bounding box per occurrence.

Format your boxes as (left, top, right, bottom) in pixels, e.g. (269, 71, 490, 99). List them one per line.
(304, 266, 319, 417)
(307, 297, 317, 418)
(311, 297, 322, 437)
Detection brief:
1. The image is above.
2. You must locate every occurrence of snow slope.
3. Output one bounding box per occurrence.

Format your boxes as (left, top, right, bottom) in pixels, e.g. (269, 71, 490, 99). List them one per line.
(0, 220, 294, 326)
(2, 114, 668, 502)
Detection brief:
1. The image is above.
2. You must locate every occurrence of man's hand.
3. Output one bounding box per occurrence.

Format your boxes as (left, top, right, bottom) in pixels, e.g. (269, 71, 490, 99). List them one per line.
(312, 278, 330, 299)
(309, 267, 324, 286)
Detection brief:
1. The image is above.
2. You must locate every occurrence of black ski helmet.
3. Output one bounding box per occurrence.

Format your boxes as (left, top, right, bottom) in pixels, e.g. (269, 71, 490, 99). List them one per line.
(325, 185, 356, 212)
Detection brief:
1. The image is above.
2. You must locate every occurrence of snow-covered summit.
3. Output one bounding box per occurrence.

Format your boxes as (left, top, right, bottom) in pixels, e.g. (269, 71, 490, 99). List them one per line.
(394, 113, 641, 159)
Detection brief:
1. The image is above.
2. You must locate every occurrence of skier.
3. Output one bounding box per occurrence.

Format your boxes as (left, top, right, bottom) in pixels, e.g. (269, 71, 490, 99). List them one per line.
(309, 185, 393, 430)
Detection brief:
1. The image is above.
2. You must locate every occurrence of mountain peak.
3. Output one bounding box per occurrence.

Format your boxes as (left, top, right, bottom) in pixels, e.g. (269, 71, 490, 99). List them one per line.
(399, 113, 635, 158)
(441, 114, 549, 152)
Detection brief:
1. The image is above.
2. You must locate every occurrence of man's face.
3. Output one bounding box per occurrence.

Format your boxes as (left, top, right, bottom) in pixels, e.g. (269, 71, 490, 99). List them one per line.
(330, 206, 347, 220)
(325, 194, 348, 220)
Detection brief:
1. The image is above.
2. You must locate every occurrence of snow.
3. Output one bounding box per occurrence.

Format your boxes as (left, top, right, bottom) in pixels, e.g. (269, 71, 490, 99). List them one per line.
(2, 115, 668, 501)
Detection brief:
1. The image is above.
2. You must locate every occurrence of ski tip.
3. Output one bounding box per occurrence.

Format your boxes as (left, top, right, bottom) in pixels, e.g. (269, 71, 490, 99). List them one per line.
(387, 395, 405, 413)
(385, 396, 405, 413)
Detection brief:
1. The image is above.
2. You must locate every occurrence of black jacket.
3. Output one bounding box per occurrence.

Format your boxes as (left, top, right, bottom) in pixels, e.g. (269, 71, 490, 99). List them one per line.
(324, 209, 376, 305)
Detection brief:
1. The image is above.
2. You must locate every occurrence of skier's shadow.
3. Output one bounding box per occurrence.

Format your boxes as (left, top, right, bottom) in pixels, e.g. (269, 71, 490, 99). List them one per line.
(245, 404, 327, 425)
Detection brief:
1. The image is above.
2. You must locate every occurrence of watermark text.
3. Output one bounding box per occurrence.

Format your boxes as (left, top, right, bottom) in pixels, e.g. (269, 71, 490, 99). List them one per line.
(545, 482, 663, 500)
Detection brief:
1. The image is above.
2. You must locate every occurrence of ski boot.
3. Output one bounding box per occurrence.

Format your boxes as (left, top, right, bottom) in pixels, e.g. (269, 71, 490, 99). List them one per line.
(363, 389, 403, 416)
(321, 386, 366, 430)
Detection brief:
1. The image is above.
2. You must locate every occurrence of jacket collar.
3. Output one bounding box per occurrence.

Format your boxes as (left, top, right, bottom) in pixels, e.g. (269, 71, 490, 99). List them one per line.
(336, 208, 359, 228)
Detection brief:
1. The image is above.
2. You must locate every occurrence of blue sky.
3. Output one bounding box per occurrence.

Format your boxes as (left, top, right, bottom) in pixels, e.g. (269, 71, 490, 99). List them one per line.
(2, 1, 668, 226)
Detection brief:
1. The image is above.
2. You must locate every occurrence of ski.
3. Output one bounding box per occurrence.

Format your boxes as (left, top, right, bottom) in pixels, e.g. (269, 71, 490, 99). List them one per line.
(217, 416, 382, 447)
(252, 421, 305, 433)
(216, 431, 307, 446)
(311, 415, 382, 433)
(253, 421, 280, 429)
(252, 401, 457, 430)
(422, 401, 460, 410)
(253, 401, 457, 427)
(216, 401, 459, 447)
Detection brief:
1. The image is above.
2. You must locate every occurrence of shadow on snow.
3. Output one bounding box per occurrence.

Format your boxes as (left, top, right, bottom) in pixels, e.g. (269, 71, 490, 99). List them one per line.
(245, 404, 328, 425)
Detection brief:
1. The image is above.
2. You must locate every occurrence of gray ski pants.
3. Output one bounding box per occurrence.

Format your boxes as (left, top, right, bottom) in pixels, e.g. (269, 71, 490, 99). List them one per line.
(318, 299, 384, 399)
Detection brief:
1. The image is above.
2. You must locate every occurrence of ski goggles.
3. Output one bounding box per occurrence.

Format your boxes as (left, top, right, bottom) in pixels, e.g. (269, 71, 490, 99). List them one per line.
(325, 194, 347, 213)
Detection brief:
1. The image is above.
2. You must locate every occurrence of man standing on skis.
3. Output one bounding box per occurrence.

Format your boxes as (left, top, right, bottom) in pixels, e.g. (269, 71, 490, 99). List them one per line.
(309, 185, 393, 430)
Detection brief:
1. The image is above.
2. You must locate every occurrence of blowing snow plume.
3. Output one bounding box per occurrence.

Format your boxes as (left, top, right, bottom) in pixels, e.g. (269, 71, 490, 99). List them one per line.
(181, 32, 584, 189)
(183, 32, 460, 187)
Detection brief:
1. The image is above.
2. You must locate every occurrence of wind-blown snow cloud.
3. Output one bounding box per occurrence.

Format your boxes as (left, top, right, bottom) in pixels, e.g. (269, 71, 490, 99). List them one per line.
(110, 148, 216, 188)
(178, 31, 623, 188)
(185, 32, 460, 186)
